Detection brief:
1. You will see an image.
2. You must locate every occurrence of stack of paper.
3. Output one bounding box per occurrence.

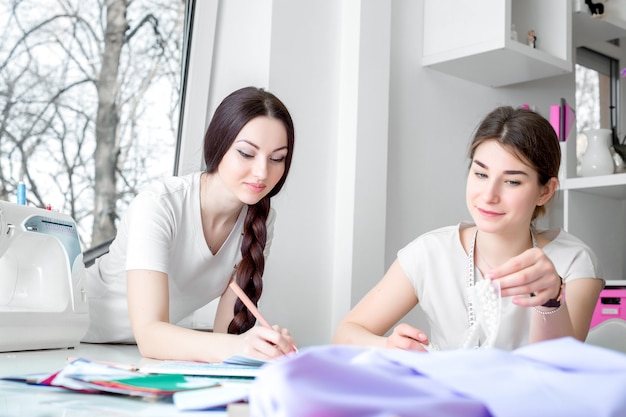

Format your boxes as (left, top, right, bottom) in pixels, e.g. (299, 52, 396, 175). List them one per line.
(3, 357, 218, 397)
(173, 381, 252, 410)
(1, 354, 267, 410)
(139, 359, 261, 378)
(139, 354, 267, 410)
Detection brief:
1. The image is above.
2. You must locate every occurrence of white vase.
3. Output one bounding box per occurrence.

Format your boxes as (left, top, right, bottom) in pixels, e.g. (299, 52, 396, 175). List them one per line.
(581, 129, 615, 177)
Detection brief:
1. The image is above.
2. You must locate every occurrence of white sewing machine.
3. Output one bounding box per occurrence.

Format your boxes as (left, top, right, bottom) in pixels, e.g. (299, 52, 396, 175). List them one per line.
(0, 201, 89, 352)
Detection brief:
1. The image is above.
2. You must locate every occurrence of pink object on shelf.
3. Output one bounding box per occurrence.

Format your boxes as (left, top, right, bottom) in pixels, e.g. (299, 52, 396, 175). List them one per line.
(590, 286, 626, 329)
(549, 103, 575, 141)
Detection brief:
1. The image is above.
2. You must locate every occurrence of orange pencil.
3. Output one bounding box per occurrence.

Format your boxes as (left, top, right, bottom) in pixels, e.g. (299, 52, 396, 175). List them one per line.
(229, 281, 298, 352)
(228, 281, 271, 328)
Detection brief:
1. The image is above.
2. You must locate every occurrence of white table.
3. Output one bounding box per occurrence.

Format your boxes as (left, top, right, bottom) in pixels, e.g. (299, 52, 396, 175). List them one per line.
(0, 343, 248, 416)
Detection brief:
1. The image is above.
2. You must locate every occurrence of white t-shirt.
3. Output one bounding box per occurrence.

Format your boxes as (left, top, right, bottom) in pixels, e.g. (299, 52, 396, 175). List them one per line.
(397, 222, 603, 351)
(82, 172, 275, 343)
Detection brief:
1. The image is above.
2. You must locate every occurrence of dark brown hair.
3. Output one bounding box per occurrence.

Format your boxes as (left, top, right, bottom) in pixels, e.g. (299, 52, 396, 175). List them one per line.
(203, 86, 295, 334)
(468, 106, 560, 220)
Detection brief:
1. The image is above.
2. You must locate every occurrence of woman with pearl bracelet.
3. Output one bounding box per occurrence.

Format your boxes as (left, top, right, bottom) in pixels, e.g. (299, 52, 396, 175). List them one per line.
(333, 106, 604, 352)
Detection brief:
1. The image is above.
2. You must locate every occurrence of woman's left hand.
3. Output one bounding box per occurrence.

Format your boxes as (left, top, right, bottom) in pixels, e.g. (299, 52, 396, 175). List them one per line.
(486, 247, 562, 307)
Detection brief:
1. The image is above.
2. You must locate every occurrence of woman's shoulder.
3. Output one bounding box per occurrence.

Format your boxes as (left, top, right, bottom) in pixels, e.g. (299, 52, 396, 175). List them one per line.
(401, 222, 465, 251)
(268, 206, 276, 222)
(538, 227, 603, 281)
(132, 172, 198, 203)
(421, 221, 472, 240)
(128, 172, 199, 217)
(397, 223, 467, 275)
(143, 172, 198, 195)
(537, 227, 591, 250)
(539, 227, 600, 266)
(421, 223, 463, 238)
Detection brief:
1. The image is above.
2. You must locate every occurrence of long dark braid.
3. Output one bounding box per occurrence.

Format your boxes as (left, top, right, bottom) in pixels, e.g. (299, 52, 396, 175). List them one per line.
(228, 196, 270, 334)
(202, 86, 294, 335)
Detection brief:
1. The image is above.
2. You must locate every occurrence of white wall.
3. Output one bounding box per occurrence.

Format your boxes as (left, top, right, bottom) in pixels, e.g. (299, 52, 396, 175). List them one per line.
(258, 0, 345, 346)
(182, 0, 624, 347)
(262, 0, 392, 346)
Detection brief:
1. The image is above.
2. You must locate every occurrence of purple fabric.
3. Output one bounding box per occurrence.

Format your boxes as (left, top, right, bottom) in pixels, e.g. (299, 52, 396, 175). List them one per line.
(249, 338, 626, 417)
(249, 345, 490, 417)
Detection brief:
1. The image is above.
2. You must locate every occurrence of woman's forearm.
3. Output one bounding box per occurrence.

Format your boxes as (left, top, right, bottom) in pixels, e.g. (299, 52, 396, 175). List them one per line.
(135, 321, 240, 362)
(528, 303, 576, 343)
(332, 321, 388, 348)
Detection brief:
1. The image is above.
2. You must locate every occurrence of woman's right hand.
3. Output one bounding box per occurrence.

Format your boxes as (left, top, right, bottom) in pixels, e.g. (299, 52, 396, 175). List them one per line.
(386, 323, 430, 352)
(239, 325, 297, 360)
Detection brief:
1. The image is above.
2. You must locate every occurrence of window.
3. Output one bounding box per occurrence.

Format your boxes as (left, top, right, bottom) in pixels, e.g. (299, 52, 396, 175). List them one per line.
(575, 46, 621, 168)
(0, 0, 188, 249)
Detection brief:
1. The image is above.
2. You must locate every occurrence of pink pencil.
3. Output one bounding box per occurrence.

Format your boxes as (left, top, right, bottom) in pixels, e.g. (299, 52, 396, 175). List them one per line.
(229, 281, 272, 328)
(229, 281, 298, 352)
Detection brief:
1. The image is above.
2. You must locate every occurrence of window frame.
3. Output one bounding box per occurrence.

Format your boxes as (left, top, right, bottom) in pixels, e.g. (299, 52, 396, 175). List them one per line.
(174, 0, 219, 176)
(576, 46, 621, 142)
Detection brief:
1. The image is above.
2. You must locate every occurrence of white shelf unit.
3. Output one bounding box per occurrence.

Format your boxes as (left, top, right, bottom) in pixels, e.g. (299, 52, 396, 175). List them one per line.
(572, 0, 626, 47)
(565, 0, 626, 283)
(422, 0, 572, 87)
(556, 172, 626, 282)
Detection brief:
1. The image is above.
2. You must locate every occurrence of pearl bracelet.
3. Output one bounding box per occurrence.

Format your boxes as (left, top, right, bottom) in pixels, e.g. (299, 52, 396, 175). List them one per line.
(533, 304, 563, 324)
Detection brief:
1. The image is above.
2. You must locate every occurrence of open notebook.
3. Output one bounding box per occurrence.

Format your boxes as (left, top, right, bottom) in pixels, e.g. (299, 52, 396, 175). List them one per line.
(139, 354, 267, 378)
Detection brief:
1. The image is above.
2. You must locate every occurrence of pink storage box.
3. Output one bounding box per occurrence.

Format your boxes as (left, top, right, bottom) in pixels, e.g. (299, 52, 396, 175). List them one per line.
(590, 280, 626, 329)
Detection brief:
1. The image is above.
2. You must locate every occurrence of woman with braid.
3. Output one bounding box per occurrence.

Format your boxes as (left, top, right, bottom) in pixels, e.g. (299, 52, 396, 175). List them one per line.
(82, 86, 297, 361)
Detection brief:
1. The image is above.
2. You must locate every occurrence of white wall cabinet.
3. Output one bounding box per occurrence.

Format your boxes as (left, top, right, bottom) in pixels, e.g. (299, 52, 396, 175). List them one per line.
(422, 0, 572, 87)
